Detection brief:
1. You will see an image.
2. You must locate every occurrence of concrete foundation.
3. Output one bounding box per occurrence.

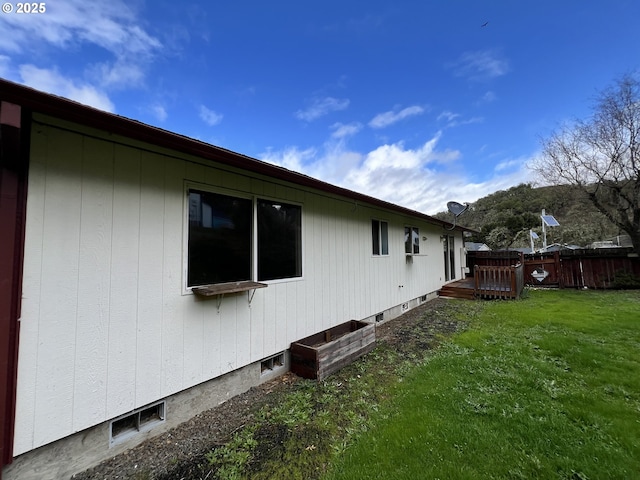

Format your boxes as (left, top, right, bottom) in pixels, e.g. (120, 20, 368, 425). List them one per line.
(362, 291, 438, 326)
(2, 363, 260, 480)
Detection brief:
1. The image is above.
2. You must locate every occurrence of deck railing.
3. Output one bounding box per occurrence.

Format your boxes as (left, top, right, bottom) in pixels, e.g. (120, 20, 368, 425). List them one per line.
(474, 263, 524, 299)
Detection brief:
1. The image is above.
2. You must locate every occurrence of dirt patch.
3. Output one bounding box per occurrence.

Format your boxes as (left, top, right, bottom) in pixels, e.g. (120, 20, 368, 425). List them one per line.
(72, 297, 477, 480)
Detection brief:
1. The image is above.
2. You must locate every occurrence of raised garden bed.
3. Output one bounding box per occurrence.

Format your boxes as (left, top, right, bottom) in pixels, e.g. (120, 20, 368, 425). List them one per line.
(290, 320, 376, 380)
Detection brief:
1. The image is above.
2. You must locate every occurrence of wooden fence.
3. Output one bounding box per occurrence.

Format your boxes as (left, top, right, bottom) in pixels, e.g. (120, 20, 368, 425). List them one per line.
(468, 248, 640, 289)
(474, 263, 525, 299)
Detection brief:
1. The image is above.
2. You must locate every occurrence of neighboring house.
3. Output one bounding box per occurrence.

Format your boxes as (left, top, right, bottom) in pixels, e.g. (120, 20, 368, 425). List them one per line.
(0, 80, 468, 480)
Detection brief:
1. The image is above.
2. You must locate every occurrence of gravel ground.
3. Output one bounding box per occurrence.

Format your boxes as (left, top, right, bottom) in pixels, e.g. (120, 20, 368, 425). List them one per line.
(72, 297, 474, 480)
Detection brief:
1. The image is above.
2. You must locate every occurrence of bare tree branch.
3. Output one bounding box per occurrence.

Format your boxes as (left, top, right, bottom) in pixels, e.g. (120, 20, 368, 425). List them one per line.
(532, 73, 640, 253)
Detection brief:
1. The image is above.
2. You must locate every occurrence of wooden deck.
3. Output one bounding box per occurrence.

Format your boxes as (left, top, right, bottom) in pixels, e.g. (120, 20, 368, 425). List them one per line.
(438, 263, 525, 300)
(438, 277, 476, 300)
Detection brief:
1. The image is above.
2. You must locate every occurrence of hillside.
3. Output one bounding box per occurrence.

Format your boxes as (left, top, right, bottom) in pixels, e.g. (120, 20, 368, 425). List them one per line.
(435, 183, 621, 250)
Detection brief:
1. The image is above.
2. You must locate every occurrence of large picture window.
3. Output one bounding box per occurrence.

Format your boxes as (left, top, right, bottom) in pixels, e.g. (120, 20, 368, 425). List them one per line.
(188, 190, 252, 287)
(371, 219, 389, 255)
(258, 199, 302, 281)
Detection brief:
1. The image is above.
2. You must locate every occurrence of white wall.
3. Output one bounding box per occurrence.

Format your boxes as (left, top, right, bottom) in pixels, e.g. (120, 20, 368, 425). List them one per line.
(14, 115, 463, 455)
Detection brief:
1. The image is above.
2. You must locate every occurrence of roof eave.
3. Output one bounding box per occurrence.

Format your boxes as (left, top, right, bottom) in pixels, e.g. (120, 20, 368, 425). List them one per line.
(1, 78, 468, 232)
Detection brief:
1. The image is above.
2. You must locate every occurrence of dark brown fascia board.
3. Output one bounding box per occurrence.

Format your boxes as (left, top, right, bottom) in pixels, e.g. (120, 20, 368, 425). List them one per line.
(0, 78, 470, 232)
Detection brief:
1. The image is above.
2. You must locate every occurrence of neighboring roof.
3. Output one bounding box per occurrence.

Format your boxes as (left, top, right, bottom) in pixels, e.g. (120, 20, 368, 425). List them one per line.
(465, 242, 491, 251)
(539, 243, 582, 252)
(0, 78, 468, 232)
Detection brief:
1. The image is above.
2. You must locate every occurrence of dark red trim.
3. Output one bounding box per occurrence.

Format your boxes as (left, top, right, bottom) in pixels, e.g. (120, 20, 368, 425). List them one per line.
(0, 101, 29, 471)
(0, 78, 467, 232)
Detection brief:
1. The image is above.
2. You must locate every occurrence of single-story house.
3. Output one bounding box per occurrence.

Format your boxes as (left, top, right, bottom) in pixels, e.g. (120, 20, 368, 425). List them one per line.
(0, 79, 468, 480)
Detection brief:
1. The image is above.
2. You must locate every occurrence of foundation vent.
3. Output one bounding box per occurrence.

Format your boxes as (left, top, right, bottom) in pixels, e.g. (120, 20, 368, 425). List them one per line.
(110, 401, 165, 446)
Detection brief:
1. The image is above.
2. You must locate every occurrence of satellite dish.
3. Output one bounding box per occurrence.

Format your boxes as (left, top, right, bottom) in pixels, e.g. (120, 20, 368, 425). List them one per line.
(446, 201, 469, 230)
(447, 201, 469, 217)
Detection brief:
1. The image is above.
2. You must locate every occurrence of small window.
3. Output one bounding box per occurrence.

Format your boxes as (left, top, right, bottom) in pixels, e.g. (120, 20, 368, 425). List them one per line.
(372, 220, 389, 255)
(188, 190, 252, 287)
(405, 226, 419, 255)
(257, 199, 302, 281)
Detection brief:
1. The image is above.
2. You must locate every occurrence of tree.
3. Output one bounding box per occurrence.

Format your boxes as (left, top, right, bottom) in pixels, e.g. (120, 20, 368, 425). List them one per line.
(533, 73, 640, 253)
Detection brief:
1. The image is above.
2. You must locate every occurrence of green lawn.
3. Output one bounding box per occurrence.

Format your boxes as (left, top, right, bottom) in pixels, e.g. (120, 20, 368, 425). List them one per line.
(324, 290, 640, 480)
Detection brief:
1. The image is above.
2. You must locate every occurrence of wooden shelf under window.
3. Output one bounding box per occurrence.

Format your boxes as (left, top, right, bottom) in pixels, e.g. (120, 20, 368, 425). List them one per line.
(192, 281, 268, 297)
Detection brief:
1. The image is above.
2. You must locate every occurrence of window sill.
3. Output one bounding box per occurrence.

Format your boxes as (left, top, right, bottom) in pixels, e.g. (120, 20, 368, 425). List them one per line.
(192, 281, 268, 297)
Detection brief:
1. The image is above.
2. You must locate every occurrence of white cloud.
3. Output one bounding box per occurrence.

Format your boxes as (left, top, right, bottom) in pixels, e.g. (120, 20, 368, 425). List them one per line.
(330, 122, 363, 139)
(261, 131, 535, 215)
(18, 64, 115, 112)
(477, 91, 497, 105)
(449, 49, 509, 81)
(151, 104, 168, 122)
(0, 55, 11, 77)
(0, 0, 161, 92)
(437, 111, 460, 123)
(369, 105, 425, 129)
(199, 105, 223, 126)
(295, 97, 350, 122)
(0, 1, 160, 56)
(88, 60, 146, 89)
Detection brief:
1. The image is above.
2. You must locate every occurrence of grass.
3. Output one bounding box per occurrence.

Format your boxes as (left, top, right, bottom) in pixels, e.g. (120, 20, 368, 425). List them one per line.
(324, 290, 640, 480)
(198, 290, 639, 479)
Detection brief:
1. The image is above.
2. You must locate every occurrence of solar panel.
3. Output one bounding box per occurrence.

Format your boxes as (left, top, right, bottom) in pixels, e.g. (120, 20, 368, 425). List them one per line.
(530, 230, 539, 239)
(541, 214, 560, 227)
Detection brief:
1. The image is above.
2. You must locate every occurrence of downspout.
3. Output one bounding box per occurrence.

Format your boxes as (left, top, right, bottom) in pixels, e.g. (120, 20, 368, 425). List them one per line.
(0, 101, 29, 475)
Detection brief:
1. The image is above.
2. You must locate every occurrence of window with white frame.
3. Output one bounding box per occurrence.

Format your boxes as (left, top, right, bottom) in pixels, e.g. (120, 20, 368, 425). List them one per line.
(257, 199, 302, 281)
(404, 226, 420, 254)
(187, 188, 302, 287)
(371, 219, 389, 255)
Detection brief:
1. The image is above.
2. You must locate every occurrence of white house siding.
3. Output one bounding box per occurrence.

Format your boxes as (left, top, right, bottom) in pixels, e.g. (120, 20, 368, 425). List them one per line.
(14, 115, 463, 456)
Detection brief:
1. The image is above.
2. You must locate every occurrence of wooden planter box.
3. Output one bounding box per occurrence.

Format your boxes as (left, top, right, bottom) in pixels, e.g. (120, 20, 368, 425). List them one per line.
(290, 320, 376, 380)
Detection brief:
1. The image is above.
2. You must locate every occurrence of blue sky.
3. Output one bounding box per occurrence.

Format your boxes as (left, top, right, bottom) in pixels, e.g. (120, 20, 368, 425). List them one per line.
(2, 1, 639, 214)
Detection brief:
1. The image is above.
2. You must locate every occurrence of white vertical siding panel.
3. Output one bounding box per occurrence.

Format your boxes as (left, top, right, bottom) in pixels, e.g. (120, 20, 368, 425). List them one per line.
(249, 288, 265, 362)
(72, 137, 114, 431)
(294, 280, 305, 341)
(186, 161, 206, 185)
(319, 199, 330, 330)
(261, 181, 276, 199)
(182, 163, 205, 385)
(346, 212, 358, 320)
(341, 204, 353, 321)
(33, 129, 82, 447)
(135, 152, 165, 406)
(183, 299, 204, 385)
(202, 302, 222, 378)
(14, 125, 48, 455)
(262, 283, 277, 357)
(219, 297, 238, 373)
(234, 172, 251, 194)
(333, 203, 346, 323)
(161, 158, 186, 395)
(311, 199, 325, 333)
(274, 283, 287, 352)
(236, 296, 251, 367)
(106, 145, 141, 418)
(362, 211, 373, 318)
(302, 193, 317, 338)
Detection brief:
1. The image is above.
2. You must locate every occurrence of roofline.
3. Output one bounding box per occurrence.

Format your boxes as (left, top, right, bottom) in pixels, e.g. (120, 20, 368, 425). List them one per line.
(0, 78, 470, 232)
